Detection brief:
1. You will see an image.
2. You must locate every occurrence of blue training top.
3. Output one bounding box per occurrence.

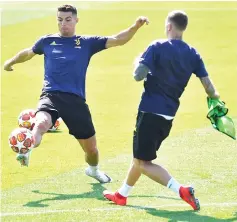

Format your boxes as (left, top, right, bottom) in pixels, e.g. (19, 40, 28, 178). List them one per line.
(139, 39, 208, 116)
(32, 33, 108, 99)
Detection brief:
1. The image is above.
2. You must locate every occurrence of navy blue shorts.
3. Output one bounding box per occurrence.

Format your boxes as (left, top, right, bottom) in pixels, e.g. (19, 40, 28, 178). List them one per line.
(37, 91, 95, 139)
(133, 112, 173, 161)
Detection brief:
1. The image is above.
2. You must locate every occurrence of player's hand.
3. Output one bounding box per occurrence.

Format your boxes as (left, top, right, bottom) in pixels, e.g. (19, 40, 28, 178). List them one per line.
(4, 59, 14, 71)
(134, 16, 149, 29)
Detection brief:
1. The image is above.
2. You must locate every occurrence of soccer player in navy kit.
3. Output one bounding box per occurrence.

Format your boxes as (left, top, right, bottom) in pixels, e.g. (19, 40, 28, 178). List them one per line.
(103, 11, 221, 210)
(4, 5, 149, 183)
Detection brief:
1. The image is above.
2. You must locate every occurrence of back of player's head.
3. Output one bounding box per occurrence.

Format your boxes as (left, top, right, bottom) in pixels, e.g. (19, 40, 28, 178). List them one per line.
(167, 10, 188, 31)
(58, 4, 77, 15)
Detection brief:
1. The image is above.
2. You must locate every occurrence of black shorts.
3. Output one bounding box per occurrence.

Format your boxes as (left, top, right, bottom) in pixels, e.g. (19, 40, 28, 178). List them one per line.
(36, 91, 95, 139)
(133, 112, 173, 161)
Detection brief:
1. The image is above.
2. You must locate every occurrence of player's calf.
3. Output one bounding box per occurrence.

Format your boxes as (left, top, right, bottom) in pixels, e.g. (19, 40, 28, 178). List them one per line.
(32, 111, 53, 147)
(83, 146, 99, 166)
(79, 136, 112, 183)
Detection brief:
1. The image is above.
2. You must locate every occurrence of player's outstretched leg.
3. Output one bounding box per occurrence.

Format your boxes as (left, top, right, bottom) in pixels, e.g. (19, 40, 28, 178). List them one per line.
(79, 135, 112, 183)
(135, 159, 200, 211)
(17, 111, 53, 167)
(103, 158, 200, 210)
(32, 111, 53, 147)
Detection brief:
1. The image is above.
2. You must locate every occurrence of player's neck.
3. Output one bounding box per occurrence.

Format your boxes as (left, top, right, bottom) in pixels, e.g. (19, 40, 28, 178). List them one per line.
(168, 34, 183, 40)
(58, 33, 76, 38)
(168, 31, 183, 40)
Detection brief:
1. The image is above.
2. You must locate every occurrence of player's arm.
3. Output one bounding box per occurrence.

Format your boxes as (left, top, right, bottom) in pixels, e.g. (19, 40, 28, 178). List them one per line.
(132, 42, 156, 81)
(4, 48, 36, 71)
(193, 51, 220, 99)
(199, 76, 220, 99)
(133, 63, 149, 81)
(105, 16, 149, 49)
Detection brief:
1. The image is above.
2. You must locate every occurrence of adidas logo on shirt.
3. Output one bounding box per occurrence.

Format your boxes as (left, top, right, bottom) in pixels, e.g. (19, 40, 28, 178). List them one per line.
(50, 41, 62, 46)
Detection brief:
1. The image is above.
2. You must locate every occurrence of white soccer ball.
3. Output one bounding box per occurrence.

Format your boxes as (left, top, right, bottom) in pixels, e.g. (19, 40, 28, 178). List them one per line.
(48, 117, 62, 132)
(8, 128, 34, 154)
(18, 109, 36, 130)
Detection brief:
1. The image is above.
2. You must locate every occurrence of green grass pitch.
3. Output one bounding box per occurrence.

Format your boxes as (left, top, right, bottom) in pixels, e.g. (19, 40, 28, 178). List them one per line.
(1, 1, 237, 221)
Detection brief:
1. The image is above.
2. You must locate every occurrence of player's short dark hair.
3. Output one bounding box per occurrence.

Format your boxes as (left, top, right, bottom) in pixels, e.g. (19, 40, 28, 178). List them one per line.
(57, 4, 77, 15)
(167, 10, 188, 31)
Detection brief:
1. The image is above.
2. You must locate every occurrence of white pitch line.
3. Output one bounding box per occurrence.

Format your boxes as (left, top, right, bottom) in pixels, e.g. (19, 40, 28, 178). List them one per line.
(1, 202, 237, 217)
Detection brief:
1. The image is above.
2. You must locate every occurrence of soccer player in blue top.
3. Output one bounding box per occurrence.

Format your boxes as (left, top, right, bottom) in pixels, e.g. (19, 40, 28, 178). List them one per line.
(4, 5, 149, 183)
(103, 10, 221, 210)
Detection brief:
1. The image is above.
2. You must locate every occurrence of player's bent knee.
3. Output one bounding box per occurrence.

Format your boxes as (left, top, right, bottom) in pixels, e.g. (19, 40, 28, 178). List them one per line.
(133, 158, 151, 171)
(133, 158, 145, 168)
(78, 136, 98, 155)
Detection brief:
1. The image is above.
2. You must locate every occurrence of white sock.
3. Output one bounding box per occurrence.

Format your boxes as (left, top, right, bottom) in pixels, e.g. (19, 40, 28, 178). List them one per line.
(167, 177, 181, 194)
(88, 165, 98, 173)
(118, 183, 133, 197)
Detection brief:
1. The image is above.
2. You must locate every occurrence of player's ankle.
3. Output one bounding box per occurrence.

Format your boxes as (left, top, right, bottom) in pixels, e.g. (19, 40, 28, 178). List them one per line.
(118, 183, 133, 197)
(167, 177, 181, 194)
(88, 165, 99, 173)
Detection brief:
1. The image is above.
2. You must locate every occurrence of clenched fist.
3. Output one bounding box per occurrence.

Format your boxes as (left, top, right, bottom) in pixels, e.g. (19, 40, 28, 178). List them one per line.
(4, 59, 14, 71)
(134, 16, 149, 29)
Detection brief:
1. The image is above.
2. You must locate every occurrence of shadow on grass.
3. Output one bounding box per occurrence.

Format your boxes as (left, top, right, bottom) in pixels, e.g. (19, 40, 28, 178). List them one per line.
(23, 183, 105, 208)
(126, 205, 237, 222)
(24, 186, 237, 221)
(24, 188, 180, 208)
(130, 195, 180, 201)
